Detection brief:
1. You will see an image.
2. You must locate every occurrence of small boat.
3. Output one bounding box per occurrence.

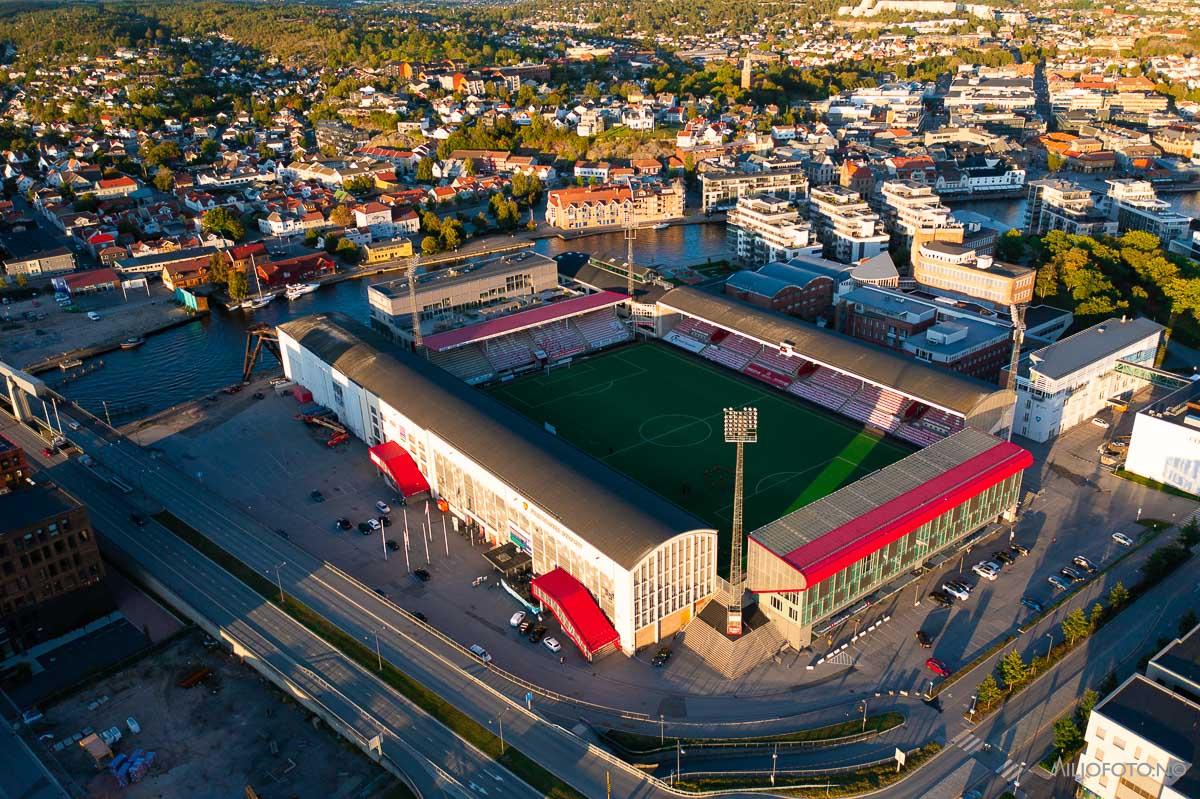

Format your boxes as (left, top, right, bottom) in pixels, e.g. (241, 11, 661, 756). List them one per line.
(651, 222, 670, 230)
(285, 282, 320, 300)
(243, 294, 275, 310)
(119, 336, 145, 350)
(59, 358, 83, 370)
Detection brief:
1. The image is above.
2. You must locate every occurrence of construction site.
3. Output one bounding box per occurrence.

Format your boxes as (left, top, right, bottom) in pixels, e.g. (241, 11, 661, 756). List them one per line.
(40, 629, 406, 799)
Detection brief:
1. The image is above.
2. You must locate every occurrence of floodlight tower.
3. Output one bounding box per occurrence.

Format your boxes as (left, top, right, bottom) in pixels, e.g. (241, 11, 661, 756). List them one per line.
(407, 254, 422, 352)
(623, 216, 636, 306)
(724, 406, 758, 637)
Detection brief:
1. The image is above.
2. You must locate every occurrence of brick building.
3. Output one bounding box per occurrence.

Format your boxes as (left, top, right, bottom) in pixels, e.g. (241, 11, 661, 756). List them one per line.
(0, 436, 28, 494)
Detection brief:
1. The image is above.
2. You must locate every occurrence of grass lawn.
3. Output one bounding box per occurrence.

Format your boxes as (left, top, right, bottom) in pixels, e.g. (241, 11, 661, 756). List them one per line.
(487, 342, 911, 567)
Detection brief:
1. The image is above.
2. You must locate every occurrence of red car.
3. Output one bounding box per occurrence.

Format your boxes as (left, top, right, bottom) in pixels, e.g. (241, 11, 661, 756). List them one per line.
(925, 657, 951, 678)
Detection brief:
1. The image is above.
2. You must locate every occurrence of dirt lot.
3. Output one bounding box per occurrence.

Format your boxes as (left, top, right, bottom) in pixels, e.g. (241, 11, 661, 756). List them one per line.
(0, 285, 188, 368)
(40, 629, 404, 799)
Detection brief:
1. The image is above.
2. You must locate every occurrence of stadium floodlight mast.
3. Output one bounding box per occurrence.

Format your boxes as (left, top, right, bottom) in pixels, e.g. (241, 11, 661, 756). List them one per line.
(724, 406, 758, 638)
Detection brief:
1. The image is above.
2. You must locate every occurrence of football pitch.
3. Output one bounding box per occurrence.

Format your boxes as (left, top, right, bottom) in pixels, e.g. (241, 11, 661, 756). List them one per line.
(487, 342, 912, 555)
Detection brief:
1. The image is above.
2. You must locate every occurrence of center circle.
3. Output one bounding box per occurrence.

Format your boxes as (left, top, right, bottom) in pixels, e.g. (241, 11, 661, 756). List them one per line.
(637, 414, 712, 447)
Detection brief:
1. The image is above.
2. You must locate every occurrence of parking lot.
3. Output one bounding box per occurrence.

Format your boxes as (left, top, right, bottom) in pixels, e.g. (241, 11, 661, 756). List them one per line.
(34, 629, 401, 799)
(123, 379, 1199, 714)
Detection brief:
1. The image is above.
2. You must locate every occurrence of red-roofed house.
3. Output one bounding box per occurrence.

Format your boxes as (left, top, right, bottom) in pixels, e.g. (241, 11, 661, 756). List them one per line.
(256, 253, 335, 289)
(51, 268, 120, 295)
(92, 175, 139, 199)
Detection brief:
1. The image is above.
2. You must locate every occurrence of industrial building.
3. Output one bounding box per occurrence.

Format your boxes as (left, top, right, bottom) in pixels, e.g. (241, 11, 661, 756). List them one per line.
(277, 313, 719, 655)
(748, 428, 1031, 649)
(1124, 379, 1200, 497)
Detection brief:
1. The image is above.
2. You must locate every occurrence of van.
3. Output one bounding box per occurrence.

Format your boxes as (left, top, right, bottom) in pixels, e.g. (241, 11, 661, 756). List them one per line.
(468, 644, 492, 663)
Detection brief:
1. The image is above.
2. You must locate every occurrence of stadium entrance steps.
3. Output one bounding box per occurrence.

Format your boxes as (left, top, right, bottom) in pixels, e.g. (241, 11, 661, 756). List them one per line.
(680, 591, 785, 680)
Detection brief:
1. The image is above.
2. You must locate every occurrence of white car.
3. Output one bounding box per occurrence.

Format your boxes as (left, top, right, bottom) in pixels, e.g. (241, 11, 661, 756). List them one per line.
(367, 518, 382, 531)
(126, 716, 140, 734)
(942, 582, 970, 601)
(67, 421, 80, 431)
(972, 562, 999, 581)
(1112, 532, 1134, 547)
(375, 501, 392, 514)
(87, 311, 101, 321)
(543, 637, 562, 654)
(1091, 417, 1110, 429)
(509, 611, 526, 628)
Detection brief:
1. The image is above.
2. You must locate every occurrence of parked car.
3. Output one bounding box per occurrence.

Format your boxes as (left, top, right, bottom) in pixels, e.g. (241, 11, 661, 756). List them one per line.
(386, 540, 400, 552)
(310, 490, 324, 503)
(367, 518, 382, 532)
(517, 619, 533, 635)
(67, 421, 80, 431)
(1010, 544, 1030, 557)
(413, 568, 430, 582)
(942, 582, 970, 601)
(20, 709, 43, 726)
(1072, 555, 1097, 573)
(373, 588, 387, 598)
(945, 579, 972, 595)
(77, 454, 95, 467)
(129, 513, 147, 528)
(972, 562, 999, 581)
(1112, 532, 1134, 547)
(410, 611, 427, 623)
(915, 630, 933, 648)
(1048, 575, 1072, 591)
(1091, 417, 1110, 429)
(469, 644, 492, 663)
(527, 625, 547, 643)
(543, 637, 563, 654)
(1020, 596, 1044, 613)
(925, 657, 951, 677)
(380, 515, 392, 527)
(652, 647, 672, 666)
(86, 311, 101, 321)
(357, 522, 371, 534)
(510, 611, 527, 628)
(335, 518, 351, 531)
(1059, 566, 1084, 582)
(928, 590, 953, 608)
(992, 550, 1014, 565)
(126, 716, 140, 734)
(375, 500, 391, 514)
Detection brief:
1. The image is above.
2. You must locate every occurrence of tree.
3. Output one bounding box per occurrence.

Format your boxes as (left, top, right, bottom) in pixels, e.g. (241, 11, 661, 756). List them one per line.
(1180, 518, 1200, 549)
(1108, 581, 1130, 608)
(199, 138, 220, 162)
(344, 175, 374, 194)
(201, 207, 245, 241)
(1077, 689, 1099, 727)
(997, 649, 1029, 689)
(421, 210, 442, 235)
(1046, 151, 1067, 172)
(335, 236, 360, 263)
(996, 230, 1026, 263)
(1053, 715, 1083, 754)
(1061, 608, 1091, 646)
(463, 157, 476, 177)
(227, 270, 249, 302)
(152, 168, 175, 193)
(976, 674, 1002, 708)
(420, 235, 440, 255)
(415, 157, 434, 183)
(329, 204, 354, 227)
(1180, 609, 1199, 638)
(1143, 542, 1189, 583)
(1034, 260, 1058, 300)
(207, 252, 229, 285)
(141, 140, 181, 168)
(440, 219, 464, 250)
(1089, 603, 1106, 631)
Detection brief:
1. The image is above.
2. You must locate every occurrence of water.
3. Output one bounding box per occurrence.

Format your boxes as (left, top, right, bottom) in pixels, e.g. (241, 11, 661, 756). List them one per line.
(61, 225, 732, 421)
(62, 279, 372, 421)
(950, 190, 1200, 231)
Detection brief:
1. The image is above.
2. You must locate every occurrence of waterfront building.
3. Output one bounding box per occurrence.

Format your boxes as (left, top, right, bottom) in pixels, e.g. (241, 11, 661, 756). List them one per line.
(1103, 179, 1192, 244)
(361, 237, 414, 265)
(699, 167, 809, 213)
(1024, 180, 1119, 238)
(878, 180, 963, 255)
(726, 196, 821, 266)
(1005, 316, 1164, 443)
(808, 186, 890, 264)
(544, 181, 685, 230)
(911, 241, 1035, 307)
(278, 313, 718, 655)
(747, 428, 1030, 649)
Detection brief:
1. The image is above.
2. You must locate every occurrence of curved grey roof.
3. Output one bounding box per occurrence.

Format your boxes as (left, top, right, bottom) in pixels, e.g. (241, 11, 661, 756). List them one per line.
(278, 313, 712, 570)
(658, 286, 1013, 420)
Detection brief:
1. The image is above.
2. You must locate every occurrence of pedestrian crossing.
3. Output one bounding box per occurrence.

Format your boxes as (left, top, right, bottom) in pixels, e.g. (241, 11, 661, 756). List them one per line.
(950, 730, 1025, 782)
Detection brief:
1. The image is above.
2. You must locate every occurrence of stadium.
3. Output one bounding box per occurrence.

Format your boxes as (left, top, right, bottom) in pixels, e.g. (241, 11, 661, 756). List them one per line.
(277, 269, 1028, 668)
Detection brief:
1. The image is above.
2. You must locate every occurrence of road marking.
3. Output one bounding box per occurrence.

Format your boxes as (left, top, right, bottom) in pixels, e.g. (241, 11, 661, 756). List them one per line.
(999, 760, 1023, 780)
(957, 733, 985, 754)
(950, 729, 973, 746)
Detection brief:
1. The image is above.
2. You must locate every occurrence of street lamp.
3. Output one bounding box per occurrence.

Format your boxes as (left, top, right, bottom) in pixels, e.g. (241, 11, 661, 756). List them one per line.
(368, 629, 383, 672)
(674, 739, 685, 786)
(859, 700, 867, 733)
(771, 744, 778, 786)
(270, 561, 286, 603)
(969, 694, 978, 719)
(1045, 632, 1054, 663)
(660, 714, 664, 746)
(491, 706, 509, 755)
(1014, 760, 1026, 788)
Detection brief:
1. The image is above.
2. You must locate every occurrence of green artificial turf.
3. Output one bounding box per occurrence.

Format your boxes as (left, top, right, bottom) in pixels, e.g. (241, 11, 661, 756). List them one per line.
(487, 342, 911, 569)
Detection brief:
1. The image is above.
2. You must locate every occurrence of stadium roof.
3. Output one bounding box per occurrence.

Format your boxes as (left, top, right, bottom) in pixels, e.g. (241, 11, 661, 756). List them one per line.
(658, 286, 1012, 418)
(422, 291, 626, 352)
(278, 313, 713, 570)
(750, 428, 1032, 589)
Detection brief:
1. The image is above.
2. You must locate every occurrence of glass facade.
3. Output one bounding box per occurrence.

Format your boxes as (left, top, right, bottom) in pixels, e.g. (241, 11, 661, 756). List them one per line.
(755, 470, 1022, 646)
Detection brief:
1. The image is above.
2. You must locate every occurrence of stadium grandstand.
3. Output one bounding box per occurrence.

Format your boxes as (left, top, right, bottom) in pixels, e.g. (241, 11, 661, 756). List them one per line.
(423, 290, 632, 383)
(655, 286, 1016, 447)
(277, 313, 718, 655)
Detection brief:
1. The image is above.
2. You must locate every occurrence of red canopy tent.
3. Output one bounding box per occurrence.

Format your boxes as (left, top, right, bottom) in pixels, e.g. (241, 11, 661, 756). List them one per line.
(368, 441, 431, 498)
(531, 567, 620, 661)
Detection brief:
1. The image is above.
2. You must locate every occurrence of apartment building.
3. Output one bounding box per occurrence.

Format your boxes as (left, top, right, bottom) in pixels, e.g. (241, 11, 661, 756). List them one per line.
(1006, 316, 1164, 443)
(544, 181, 685, 230)
(1024, 180, 1119, 238)
(878, 180, 963, 255)
(726, 196, 822, 266)
(367, 252, 560, 344)
(361, 237, 414, 265)
(912, 241, 1035, 307)
(699, 167, 809, 213)
(0, 437, 28, 494)
(808, 186, 890, 264)
(0, 485, 109, 656)
(1103, 179, 1191, 244)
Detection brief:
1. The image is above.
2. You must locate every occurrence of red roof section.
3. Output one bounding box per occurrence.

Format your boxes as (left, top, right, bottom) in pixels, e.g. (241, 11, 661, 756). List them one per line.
(62, 268, 119, 289)
(368, 441, 431, 498)
(422, 291, 627, 352)
(782, 441, 1032, 587)
(531, 567, 620, 658)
